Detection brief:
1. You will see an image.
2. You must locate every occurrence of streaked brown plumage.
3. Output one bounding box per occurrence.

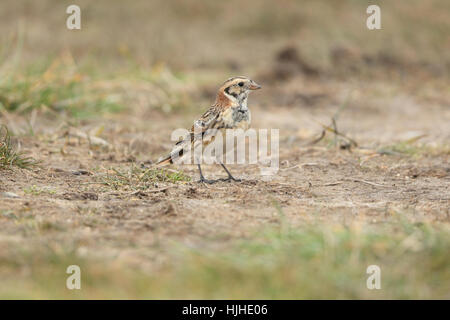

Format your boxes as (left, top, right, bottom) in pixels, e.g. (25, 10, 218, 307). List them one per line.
(156, 76, 261, 183)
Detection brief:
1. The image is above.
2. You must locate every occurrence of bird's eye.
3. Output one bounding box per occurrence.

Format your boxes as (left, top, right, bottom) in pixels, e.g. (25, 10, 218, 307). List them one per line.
(238, 82, 244, 87)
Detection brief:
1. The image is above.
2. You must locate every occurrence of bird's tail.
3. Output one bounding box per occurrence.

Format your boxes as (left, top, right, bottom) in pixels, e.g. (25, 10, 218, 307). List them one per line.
(155, 142, 186, 166)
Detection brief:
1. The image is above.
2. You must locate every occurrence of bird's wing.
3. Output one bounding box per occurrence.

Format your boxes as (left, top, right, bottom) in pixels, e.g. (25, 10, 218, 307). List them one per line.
(157, 106, 221, 165)
(188, 106, 222, 142)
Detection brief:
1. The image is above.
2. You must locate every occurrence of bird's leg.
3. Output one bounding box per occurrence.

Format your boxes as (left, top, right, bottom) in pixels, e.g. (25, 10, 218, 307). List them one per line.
(197, 164, 217, 184)
(219, 163, 241, 182)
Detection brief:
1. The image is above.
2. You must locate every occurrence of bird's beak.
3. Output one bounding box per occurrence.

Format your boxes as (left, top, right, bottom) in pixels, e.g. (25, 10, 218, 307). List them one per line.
(249, 82, 262, 90)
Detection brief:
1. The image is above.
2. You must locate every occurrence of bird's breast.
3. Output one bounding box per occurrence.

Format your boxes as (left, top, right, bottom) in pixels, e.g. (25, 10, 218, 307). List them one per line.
(221, 106, 251, 130)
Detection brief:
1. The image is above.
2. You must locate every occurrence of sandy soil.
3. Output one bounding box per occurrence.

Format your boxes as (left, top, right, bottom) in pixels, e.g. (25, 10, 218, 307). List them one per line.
(1, 70, 449, 274)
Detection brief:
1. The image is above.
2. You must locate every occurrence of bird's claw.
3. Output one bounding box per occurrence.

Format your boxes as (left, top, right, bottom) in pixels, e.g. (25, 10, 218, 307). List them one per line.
(197, 177, 218, 184)
(197, 176, 241, 184)
(219, 176, 241, 182)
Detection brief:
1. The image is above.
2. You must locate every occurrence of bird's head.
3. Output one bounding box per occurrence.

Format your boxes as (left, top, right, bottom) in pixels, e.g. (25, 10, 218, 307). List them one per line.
(216, 76, 261, 107)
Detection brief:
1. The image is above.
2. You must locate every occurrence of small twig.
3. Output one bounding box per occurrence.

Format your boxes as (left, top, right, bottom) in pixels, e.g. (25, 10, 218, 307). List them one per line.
(129, 186, 171, 196)
(313, 120, 358, 148)
(279, 165, 299, 171)
(321, 181, 343, 186)
(79, 182, 105, 185)
(300, 162, 319, 167)
(359, 153, 381, 166)
(345, 178, 385, 187)
(279, 162, 319, 171)
(308, 91, 358, 148)
(266, 182, 304, 191)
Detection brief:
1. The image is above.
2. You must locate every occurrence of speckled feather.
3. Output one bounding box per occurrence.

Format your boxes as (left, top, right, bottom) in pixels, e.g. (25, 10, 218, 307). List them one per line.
(156, 76, 260, 165)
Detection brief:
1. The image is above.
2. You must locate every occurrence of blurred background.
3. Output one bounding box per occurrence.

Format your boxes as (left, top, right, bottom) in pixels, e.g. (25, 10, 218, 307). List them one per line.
(2, 0, 449, 72)
(1, 0, 448, 140)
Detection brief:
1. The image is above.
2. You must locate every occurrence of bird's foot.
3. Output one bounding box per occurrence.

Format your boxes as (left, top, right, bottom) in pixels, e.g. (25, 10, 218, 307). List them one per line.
(197, 177, 219, 184)
(219, 176, 242, 182)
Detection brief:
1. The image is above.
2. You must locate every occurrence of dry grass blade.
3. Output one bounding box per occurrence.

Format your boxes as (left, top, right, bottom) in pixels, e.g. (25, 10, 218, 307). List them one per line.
(308, 93, 358, 148)
(318, 120, 358, 148)
(306, 130, 325, 146)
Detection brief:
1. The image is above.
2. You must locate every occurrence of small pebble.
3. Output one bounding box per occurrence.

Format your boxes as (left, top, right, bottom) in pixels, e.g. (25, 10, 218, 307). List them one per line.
(72, 170, 91, 176)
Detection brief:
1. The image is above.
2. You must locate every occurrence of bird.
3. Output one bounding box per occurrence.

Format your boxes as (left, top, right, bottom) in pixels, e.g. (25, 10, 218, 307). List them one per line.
(155, 76, 261, 183)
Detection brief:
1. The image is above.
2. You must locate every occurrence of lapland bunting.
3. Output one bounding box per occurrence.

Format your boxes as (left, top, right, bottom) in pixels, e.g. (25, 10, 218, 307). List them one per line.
(156, 76, 261, 183)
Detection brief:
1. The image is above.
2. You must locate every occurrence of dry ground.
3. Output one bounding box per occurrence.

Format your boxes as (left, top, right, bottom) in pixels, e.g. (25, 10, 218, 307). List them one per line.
(0, 0, 449, 298)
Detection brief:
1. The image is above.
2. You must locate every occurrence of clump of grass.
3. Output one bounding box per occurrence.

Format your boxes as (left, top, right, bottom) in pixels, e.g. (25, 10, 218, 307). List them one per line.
(141, 167, 191, 183)
(23, 185, 56, 196)
(378, 141, 450, 158)
(0, 125, 38, 169)
(0, 54, 195, 118)
(100, 165, 190, 191)
(0, 64, 124, 118)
